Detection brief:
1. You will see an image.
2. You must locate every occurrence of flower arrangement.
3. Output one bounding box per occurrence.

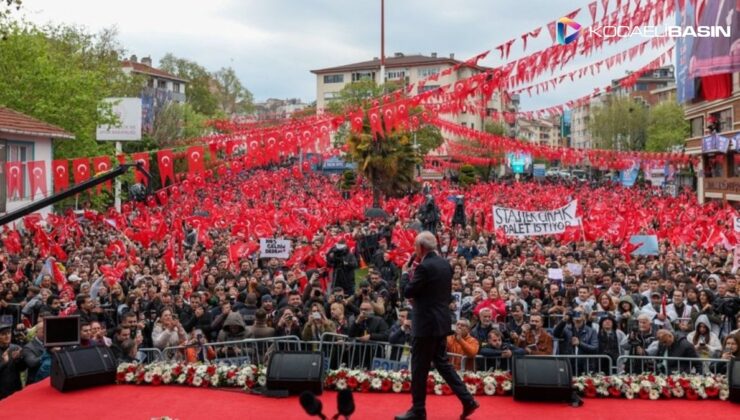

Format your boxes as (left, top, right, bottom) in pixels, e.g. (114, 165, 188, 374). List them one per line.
(118, 363, 730, 401)
(116, 363, 266, 391)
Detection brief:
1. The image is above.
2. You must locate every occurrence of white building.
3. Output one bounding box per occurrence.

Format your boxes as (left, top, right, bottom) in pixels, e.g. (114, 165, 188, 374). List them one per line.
(0, 107, 74, 216)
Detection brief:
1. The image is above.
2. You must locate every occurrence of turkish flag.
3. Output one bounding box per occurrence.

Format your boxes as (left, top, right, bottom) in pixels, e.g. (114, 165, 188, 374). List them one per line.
(105, 239, 126, 258)
(52, 160, 69, 192)
(27, 161, 47, 199)
(5, 162, 23, 199)
(157, 149, 175, 186)
(92, 156, 112, 193)
(71, 158, 90, 184)
(368, 107, 383, 138)
(163, 242, 178, 279)
(132, 152, 150, 186)
(187, 146, 205, 174)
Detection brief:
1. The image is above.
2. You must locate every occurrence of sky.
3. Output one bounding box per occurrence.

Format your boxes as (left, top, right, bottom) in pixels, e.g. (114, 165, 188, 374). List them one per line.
(21, 0, 671, 111)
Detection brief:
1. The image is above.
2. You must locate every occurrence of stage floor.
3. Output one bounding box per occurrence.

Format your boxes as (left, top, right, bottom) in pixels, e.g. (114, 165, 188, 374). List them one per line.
(1, 380, 737, 420)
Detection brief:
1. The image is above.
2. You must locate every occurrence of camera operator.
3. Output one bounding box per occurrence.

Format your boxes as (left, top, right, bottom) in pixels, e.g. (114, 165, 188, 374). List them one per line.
(478, 329, 524, 371)
(621, 314, 659, 373)
(347, 280, 385, 317)
(553, 307, 598, 373)
(302, 304, 335, 341)
(275, 307, 301, 337)
(326, 239, 358, 296)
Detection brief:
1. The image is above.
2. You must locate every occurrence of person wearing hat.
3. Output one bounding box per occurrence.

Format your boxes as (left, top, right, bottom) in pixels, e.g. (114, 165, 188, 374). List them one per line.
(0, 323, 25, 400)
(596, 315, 626, 373)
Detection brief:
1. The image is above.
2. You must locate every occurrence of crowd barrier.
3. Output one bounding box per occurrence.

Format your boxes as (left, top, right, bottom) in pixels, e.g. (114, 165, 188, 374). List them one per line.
(616, 355, 731, 375)
(152, 337, 734, 377)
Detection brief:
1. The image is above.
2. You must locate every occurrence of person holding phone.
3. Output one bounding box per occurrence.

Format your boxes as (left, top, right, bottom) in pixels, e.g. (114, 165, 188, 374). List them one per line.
(687, 315, 721, 358)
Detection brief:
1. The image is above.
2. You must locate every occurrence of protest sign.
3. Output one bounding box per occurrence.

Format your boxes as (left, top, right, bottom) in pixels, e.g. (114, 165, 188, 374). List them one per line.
(493, 200, 579, 237)
(566, 263, 582, 276)
(259, 238, 291, 259)
(734, 216, 740, 233)
(548, 268, 563, 280)
(629, 235, 659, 256)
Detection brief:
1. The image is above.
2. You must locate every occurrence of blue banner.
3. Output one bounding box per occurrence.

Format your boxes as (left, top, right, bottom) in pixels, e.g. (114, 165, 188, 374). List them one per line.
(629, 235, 660, 256)
(619, 161, 640, 187)
(675, 0, 696, 103)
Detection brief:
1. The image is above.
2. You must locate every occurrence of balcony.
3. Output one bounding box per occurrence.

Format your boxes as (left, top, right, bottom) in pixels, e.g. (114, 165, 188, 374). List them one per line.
(141, 87, 186, 104)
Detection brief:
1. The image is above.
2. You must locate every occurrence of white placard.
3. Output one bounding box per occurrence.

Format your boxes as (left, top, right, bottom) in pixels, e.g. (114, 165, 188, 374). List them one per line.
(734, 217, 740, 233)
(548, 268, 564, 280)
(259, 238, 291, 259)
(566, 263, 582, 276)
(493, 200, 580, 237)
(96, 97, 142, 141)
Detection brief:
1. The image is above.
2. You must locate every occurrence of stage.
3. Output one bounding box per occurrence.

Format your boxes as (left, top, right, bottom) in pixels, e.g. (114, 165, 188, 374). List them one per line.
(0, 379, 737, 419)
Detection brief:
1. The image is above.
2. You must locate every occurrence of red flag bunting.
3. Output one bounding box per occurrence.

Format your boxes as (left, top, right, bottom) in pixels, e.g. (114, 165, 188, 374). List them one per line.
(187, 146, 205, 174)
(92, 156, 113, 193)
(5, 162, 23, 199)
(72, 158, 91, 185)
(131, 152, 150, 186)
(27, 161, 47, 199)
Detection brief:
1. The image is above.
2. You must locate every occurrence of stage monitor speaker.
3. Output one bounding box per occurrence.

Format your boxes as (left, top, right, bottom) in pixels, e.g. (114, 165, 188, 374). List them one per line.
(729, 359, 740, 403)
(266, 352, 323, 395)
(51, 346, 117, 392)
(513, 357, 572, 402)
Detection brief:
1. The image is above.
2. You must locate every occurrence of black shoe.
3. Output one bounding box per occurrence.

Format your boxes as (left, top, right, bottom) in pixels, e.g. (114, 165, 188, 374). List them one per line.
(394, 410, 426, 420)
(460, 400, 480, 419)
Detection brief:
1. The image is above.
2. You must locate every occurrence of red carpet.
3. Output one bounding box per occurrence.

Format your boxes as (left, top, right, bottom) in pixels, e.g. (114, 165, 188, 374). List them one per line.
(1, 379, 737, 420)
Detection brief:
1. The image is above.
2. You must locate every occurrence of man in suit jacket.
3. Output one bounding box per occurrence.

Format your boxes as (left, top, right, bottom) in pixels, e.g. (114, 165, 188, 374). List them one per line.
(395, 232, 478, 420)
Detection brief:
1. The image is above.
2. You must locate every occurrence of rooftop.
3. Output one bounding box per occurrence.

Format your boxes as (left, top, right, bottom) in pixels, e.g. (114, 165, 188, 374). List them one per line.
(0, 107, 74, 140)
(121, 60, 188, 83)
(311, 53, 488, 74)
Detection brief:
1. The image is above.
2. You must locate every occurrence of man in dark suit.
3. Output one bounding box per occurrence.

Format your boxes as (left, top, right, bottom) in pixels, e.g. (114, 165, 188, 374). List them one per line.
(395, 232, 479, 420)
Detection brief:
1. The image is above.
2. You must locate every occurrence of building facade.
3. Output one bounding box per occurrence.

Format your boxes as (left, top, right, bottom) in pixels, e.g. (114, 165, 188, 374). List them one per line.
(311, 53, 508, 134)
(0, 107, 74, 216)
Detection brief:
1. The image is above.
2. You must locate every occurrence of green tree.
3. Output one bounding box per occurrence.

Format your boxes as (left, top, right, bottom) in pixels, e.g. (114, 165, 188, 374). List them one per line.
(159, 53, 220, 116)
(151, 102, 208, 147)
(213, 67, 254, 115)
(646, 100, 689, 152)
(459, 164, 477, 186)
(331, 80, 443, 207)
(0, 0, 21, 39)
(588, 96, 648, 150)
(452, 121, 506, 182)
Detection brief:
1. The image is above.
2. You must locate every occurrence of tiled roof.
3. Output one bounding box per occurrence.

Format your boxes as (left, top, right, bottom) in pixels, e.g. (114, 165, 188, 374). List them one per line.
(311, 54, 488, 74)
(121, 60, 188, 82)
(0, 107, 74, 139)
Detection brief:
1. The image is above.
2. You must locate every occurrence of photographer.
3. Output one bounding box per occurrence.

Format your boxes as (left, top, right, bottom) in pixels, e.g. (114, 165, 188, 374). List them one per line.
(301, 304, 335, 341)
(553, 307, 598, 373)
(478, 329, 524, 371)
(151, 308, 187, 350)
(348, 301, 389, 343)
(326, 239, 358, 296)
(347, 281, 385, 317)
(511, 313, 553, 356)
(275, 307, 301, 337)
(185, 329, 216, 363)
(621, 314, 659, 374)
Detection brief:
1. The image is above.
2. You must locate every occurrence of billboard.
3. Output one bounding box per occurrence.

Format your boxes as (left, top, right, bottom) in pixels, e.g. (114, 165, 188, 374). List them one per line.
(96, 98, 142, 141)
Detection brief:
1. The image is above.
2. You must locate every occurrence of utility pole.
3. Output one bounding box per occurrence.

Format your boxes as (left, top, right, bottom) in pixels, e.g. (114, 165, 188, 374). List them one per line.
(379, 0, 385, 85)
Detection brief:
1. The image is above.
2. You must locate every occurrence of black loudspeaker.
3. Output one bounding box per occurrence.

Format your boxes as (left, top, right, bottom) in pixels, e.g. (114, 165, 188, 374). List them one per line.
(51, 346, 117, 392)
(266, 352, 324, 395)
(729, 359, 740, 403)
(513, 357, 572, 402)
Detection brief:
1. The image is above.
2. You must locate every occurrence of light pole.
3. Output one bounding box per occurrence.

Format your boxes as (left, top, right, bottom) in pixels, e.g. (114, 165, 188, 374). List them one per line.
(379, 0, 385, 84)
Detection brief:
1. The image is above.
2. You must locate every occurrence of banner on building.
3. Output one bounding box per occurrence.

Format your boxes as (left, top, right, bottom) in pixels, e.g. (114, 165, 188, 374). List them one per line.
(259, 238, 292, 259)
(493, 200, 580, 236)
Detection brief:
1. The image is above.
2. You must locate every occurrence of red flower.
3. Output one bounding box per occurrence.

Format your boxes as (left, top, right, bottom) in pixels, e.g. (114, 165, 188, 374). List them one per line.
(151, 375, 161, 386)
(678, 378, 690, 389)
(647, 374, 655, 383)
(705, 387, 719, 397)
(381, 379, 392, 392)
(584, 386, 597, 398)
(609, 387, 622, 397)
(227, 371, 236, 379)
(442, 384, 452, 395)
(116, 372, 126, 383)
(325, 376, 335, 386)
(639, 389, 650, 399)
(402, 381, 411, 392)
(360, 381, 371, 393)
(246, 380, 255, 389)
(172, 366, 183, 376)
(685, 388, 698, 400)
(337, 371, 348, 379)
(126, 365, 137, 373)
(661, 388, 672, 399)
(426, 382, 435, 394)
(206, 365, 217, 376)
(347, 377, 359, 389)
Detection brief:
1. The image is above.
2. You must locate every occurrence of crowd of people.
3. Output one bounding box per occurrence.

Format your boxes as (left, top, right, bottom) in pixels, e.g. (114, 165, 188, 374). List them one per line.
(1, 167, 740, 401)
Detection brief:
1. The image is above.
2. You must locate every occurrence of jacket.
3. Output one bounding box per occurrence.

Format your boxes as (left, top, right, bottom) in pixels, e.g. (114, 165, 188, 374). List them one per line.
(217, 312, 248, 342)
(686, 315, 722, 358)
(151, 323, 186, 349)
(302, 319, 337, 341)
(654, 336, 699, 373)
(553, 321, 599, 355)
(348, 315, 389, 342)
(404, 252, 454, 337)
(516, 329, 554, 355)
(473, 298, 507, 322)
(446, 334, 479, 371)
(0, 343, 25, 400)
(246, 322, 276, 339)
(22, 337, 51, 384)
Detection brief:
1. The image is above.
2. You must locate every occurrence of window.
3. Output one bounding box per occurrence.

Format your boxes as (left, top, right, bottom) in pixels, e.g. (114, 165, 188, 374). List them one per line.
(157, 79, 167, 89)
(323, 92, 340, 101)
(351, 72, 373, 82)
(417, 67, 440, 78)
(386, 70, 405, 80)
(147, 79, 154, 88)
(706, 155, 725, 178)
(324, 74, 344, 84)
(635, 82, 648, 91)
(709, 109, 732, 133)
(690, 117, 704, 137)
(173, 82, 181, 93)
(418, 84, 439, 94)
(6, 142, 34, 201)
(733, 154, 740, 178)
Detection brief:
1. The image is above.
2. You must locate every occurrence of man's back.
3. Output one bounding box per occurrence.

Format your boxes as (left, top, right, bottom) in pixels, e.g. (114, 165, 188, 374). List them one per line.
(404, 252, 452, 337)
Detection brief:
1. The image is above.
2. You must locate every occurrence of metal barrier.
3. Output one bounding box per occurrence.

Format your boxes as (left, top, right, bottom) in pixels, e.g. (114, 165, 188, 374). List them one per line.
(463, 354, 613, 375)
(137, 347, 165, 363)
(162, 336, 301, 364)
(616, 355, 730, 375)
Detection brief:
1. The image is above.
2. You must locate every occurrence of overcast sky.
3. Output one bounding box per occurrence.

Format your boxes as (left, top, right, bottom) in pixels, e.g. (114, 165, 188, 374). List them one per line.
(22, 0, 671, 111)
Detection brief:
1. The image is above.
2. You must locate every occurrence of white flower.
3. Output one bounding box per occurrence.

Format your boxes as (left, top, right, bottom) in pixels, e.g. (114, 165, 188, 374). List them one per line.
(466, 384, 478, 395)
(192, 376, 203, 387)
(371, 378, 382, 390)
(257, 376, 266, 387)
(483, 383, 496, 396)
(720, 389, 729, 400)
(482, 375, 496, 385)
(625, 390, 635, 399)
(336, 379, 347, 391)
(392, 382, 403, 393)
(144, 372, 153, 383)
(434, 384, 442, 395)
(640, 380, 652, 389)
(163, 374, 172, 384)
(177, 374, 187, 384)
(704, 377, 716, 387)
(575, 383, 584, 391)
(597, 386, 608, 396)
(698, 390, 707, 399)
(655, 377, 666, 387)
(125, 372, 134, 382)
(649, 389, 660, 400)
(502, 381, 512, 391)
(211, 376, 219, 387)
(630, 383, 640, 393)
(672, 387, 684, 398)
